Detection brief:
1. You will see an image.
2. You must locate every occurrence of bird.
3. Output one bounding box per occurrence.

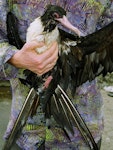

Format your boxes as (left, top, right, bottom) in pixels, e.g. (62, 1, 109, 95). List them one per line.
(6, 4, 113, 150)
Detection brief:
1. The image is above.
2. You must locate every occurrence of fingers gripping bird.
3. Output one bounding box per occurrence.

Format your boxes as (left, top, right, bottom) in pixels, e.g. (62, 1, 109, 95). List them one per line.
(6, 4, 113, 150)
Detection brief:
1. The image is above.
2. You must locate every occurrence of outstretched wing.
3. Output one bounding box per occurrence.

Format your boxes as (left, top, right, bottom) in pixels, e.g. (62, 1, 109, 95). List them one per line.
(58, 21, 113, 94)
(77, 20, 113, 77)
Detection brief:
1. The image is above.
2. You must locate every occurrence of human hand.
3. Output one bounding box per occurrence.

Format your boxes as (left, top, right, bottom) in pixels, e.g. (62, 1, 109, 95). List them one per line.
(8, 41, 58, 76)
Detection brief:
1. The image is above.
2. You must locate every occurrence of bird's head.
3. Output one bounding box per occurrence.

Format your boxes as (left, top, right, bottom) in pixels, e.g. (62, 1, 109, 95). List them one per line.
(41, 5, 66, 32)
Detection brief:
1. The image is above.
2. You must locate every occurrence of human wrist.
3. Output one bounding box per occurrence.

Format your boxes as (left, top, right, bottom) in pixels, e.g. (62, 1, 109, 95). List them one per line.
(8, 50, 23, 68)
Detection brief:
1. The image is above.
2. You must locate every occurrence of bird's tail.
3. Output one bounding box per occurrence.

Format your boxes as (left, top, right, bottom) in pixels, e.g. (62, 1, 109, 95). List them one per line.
(50, 85, 99, 150)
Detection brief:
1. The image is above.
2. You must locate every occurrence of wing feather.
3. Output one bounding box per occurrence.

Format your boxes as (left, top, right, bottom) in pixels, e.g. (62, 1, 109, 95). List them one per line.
(59, 21, 113, 91)
(6, 12, 24, 49)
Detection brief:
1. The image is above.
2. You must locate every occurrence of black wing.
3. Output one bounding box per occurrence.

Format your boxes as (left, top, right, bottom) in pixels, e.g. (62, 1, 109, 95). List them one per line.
(58, 21, 113, 94)
(79, 21, 113, 76)
(6, 12, 24, 49)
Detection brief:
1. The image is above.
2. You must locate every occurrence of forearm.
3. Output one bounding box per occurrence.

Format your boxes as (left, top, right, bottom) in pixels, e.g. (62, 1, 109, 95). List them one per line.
(0, 42, 19, 80)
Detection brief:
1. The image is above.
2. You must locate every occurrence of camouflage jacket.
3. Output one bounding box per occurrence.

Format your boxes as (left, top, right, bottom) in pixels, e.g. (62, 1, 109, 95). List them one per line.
(1, 0, 113, 149)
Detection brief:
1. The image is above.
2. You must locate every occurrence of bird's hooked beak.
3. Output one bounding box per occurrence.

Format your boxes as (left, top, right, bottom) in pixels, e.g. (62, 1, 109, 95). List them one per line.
(56, 15, 84, 37)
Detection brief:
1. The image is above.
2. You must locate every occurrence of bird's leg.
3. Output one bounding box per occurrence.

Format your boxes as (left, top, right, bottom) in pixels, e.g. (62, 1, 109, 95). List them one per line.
(43, 75, 53, 88)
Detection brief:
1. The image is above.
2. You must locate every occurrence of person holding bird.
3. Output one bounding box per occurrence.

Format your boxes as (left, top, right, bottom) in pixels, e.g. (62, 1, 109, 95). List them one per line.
(0, 0, 113, 149)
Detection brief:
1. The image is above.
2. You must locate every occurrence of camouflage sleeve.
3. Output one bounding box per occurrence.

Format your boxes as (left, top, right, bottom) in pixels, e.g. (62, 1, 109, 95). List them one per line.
(0, 0, 19, 80)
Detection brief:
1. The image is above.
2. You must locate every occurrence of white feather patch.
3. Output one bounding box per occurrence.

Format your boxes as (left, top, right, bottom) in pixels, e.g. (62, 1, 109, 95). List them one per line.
(26, 17, 59, 53)
(26, 17, 44, 42)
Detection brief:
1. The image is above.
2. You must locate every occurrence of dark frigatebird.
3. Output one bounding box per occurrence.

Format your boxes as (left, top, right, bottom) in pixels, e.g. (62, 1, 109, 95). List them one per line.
(5, 4, 113, 150)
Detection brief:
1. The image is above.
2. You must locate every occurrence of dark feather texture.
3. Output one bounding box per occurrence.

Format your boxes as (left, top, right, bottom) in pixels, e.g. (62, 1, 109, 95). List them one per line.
(6, 5, 113, 150)
(72, 21, 113, 87)
(6, 12, 24, 49)
(3, 88, 38, 150)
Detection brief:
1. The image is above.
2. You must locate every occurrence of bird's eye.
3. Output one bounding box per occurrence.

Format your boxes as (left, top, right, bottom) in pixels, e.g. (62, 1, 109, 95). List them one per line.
(53, 12, 60, 18)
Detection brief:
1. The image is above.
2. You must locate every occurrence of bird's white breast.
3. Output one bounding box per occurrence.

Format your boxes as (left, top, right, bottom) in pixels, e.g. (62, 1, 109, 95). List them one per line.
(26, 17, 44, 42)
(26, 17, 59, 53)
